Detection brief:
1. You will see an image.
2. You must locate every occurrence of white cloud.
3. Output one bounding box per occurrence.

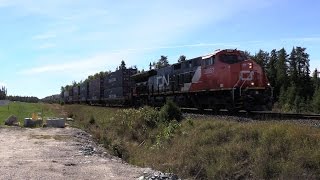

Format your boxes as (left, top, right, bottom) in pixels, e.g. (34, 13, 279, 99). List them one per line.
(0, 0, 10, 7)
(32, 32, 56, 40)
(20, 51, 130, 75)
(281, 36, 320, 42)
(37, 43, 56, 49)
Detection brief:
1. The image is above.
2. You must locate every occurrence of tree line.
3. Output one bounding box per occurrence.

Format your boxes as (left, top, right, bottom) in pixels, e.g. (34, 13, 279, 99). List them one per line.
(0, 86, 40, 103)
(6, 95, 39, 103)
(0, 86, 7, 100)
(250, 47, 320, 113)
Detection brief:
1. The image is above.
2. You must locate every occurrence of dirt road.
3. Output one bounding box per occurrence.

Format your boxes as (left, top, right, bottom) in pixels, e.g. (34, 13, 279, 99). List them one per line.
(0, 127, 152, 180)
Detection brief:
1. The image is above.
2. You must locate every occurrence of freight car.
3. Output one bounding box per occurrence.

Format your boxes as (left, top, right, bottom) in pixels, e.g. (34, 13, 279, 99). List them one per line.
(88, 77, 104, 104)
(103, 68, 137, 106)
(72, 85, 80, 104)
(62, 49, 273, 112)
(80, 81, 89, 103)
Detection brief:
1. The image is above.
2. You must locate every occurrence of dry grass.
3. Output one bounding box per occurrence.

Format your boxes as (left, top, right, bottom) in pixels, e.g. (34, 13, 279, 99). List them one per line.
(54, 104, 320, 179)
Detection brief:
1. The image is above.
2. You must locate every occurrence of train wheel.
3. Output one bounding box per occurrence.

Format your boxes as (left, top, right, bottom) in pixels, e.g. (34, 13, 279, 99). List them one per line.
(211, 108, 220, 114)
(227, 108, 240, 115)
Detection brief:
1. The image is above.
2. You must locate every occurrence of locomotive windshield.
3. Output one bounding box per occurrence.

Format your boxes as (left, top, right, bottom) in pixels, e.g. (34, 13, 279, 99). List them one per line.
(219, 54, 245, 64)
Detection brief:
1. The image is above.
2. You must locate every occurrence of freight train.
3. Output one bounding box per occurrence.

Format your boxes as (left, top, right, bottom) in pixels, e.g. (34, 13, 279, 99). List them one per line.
(61, 49, 273, 112)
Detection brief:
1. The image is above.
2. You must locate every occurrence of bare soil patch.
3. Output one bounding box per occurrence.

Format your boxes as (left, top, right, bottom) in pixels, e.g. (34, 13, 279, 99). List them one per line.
(0, 127, 153, 180)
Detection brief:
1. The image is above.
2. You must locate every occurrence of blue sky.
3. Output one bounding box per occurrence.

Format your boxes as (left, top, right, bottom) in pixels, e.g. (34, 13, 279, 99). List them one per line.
(0, 0, 319, 98)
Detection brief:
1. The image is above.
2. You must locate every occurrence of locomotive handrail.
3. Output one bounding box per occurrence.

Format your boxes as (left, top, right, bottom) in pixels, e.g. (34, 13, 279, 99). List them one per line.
(240, 79, 247, 96)
(232, 79, 241, 102)
(240, 71, 254, 81)
(232, 70, 253, 102)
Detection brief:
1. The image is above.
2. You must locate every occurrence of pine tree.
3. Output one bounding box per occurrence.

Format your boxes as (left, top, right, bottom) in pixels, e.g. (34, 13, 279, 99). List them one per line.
(295, 47, 312, 98)
(276, 48, 288, 90)
(243, 51, 253, 59)
(253, 50, 269, 69)
(278, 86, 287, 108)
(284, 84, 297, 111)
(267, 49, 277, 91)
(0, 86, 6, 100)
(120, 60, 126, 70)
(289, 47, 298, 85)
(155, 55, 169, 69)
(60, 86, 65, 99)
(312, 87, 320, 113)
(178, 55, 186, 63)
(312, 69, 320, 90)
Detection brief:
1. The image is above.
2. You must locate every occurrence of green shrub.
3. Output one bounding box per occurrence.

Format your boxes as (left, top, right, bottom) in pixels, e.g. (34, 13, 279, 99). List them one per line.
(140, 106, 159, 128)
(89, 115, 95, 124)
(67, 112, 74, 118)
(159, 100, 183, 122)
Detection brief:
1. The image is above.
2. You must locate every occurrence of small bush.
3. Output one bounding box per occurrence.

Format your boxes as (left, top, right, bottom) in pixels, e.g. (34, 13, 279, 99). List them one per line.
(159, 100, 183, 122)
(140, 106, 159, 128)
(89, 115, 95, 124)
(67, 112, 74, 118)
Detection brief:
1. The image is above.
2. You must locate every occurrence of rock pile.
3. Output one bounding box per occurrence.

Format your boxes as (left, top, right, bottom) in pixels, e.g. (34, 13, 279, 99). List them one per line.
(4, 115, 19, 126)
(79, 145, 95, 156)
(138, 171, 180, 180)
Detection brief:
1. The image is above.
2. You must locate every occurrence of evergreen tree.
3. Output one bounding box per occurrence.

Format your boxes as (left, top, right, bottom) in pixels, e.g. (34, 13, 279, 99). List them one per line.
(288, 47, 298, 85)
(0, 86, 7, 100)
(178, 55, 186, 63)
(60, 86, 65, 99)
(284, 84, 297, 111)
(312, 69, 320, 90)
(120, 60, 126, 69)
(243, 51, 253, 59)
(267, 49, 277, 90)
(253, 49, 269, 69)
(99, 71, 106, 77)
(295, 47, 312, 97)
(312, 87, 320, 113)
(276, 48, 288, 90)
(155, 55, 169, 69)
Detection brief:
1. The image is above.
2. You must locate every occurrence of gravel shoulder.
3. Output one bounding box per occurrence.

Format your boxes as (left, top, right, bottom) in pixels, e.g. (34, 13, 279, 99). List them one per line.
(0, 127, 153, 180)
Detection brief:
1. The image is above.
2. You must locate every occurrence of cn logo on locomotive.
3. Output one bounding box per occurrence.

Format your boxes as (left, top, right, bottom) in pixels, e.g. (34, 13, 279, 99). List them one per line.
(156, 75, 170, 88)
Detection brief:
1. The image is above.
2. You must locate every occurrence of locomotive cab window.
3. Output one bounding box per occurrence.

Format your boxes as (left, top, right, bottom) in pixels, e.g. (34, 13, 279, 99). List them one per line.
(219, 54, 245, 64)
(185, 61, 192, 68)
(202, 56, 214, 66)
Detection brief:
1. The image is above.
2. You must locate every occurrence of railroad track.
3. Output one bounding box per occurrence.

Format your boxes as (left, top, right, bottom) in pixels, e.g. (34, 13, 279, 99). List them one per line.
(181, 108, 320, 121)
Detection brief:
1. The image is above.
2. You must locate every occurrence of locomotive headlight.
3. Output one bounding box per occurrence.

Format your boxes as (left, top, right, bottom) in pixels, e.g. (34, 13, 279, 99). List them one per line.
(267, 83, 270, 86)
(249, 62, 253, 69)
(251, 82, 255, 86)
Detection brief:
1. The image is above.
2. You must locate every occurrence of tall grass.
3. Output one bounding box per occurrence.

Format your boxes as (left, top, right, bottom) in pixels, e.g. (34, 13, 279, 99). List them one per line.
(59, 104, 320, 179)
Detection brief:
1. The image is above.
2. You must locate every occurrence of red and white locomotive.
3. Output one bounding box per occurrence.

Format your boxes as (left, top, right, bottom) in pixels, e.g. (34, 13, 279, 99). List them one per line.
(132, 49, 272, 112)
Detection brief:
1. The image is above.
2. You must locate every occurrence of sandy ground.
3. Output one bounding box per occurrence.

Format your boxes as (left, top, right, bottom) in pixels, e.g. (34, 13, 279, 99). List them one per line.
(0, 127, 152, 180)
